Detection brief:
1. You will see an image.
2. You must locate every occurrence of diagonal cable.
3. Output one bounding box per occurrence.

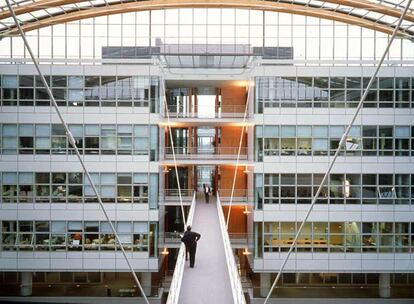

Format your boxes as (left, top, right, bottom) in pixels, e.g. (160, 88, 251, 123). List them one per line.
(263, 0, 413, 302)
(226, 77, 253, 228)
(4, 0, 150, 302)
(160, 79, 186, 228)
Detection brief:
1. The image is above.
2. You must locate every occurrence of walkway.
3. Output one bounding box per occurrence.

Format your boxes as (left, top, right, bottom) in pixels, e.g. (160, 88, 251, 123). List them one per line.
(178, 194, 233, 304)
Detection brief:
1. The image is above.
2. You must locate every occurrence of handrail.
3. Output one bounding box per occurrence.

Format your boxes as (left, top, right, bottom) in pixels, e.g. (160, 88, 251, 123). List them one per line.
(216, 192, 246, 304)
(166, 192, 197, 304)
(164, 147, 248, 159)
(165, 104, 248, 119)
(163, 189, 195, 198)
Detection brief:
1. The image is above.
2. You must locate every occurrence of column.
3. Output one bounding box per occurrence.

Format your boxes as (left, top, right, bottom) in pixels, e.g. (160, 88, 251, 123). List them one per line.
(20, 272, 32, 296)
(379, 273, 391, 298)
(260, 273, 271, 298)
(141, 272, 152, 297)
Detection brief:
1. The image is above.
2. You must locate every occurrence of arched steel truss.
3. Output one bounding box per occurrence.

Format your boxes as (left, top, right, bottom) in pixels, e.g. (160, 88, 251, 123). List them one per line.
(0, 0, 413, 38)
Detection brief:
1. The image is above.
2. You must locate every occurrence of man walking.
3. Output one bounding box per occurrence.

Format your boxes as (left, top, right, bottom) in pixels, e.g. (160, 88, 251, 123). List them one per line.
(181, 225, 201, 268)
(204, 184, 210, 203)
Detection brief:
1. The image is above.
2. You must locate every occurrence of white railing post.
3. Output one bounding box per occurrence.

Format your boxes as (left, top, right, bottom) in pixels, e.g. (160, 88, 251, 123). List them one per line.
(166, 192, 197, 304)
(216, 193, 246, 304)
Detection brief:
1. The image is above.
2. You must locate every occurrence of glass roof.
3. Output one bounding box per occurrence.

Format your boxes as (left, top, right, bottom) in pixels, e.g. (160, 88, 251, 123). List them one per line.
(0, 0, 413, 38)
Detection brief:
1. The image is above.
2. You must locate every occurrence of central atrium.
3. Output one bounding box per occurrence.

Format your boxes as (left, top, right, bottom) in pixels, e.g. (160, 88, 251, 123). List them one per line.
(0, 0, 413, 303)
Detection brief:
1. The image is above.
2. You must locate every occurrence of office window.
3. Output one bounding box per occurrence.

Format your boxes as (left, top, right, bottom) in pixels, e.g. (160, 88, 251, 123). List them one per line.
(19, 124, 34, 154)
(19, 75, 34, 106)
(313, 126, 328, 156)
(134, 173, 148, 204)
(297, 126, 312, 155)
(68, 125, 84, 154)
(297, 77, 313, 107)
(84, 125, 100, 154)
(1, 221, 17, 251)
(117, 125, 133, 154)
(35, 221, 50, 251)
(101, 125, 117, 154)
(117, 76, 133, 107)
(84, 76, 100, 106)
(2, 172, 17, 203)
(379, 126, 393, 156)
(2, 124, 18, 154)
(2, 75, 18, 106)
(52, 173, 66, 203)
(117, 173, 132, 203)
(281, 126, 296, 155)
(19, 221, 34, 251)
(395, 77, 410, 108)
(68, 76, 84, 107)
(84, 222, 99, 251)
(51, 125, 66, 154)
(346, 126, 362, 156)
(35, 173, 50, 203)
(100, 76, 117, 106)
(18, 172, 34, 203)
(51, 75, 67, 106)
(35, 125, 51, 154)
(100, 222, 115, 251)
(68, 173, 83, 203)
(263, 125, 279, 156)
(50, 221, 66, 251)
(395, 126, 410, 156)
(99, 173, 115, 203)
(67, 221, 83, 251)
(117, 222, 132, 250)
(149, 125, 158, 160)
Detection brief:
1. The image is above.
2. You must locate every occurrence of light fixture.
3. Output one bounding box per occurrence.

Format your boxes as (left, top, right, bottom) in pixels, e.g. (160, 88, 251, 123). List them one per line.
(161, 247, 169, 255)
(243, 206, 250, 214)
(243, 166, 250, 174)
(163, 166, 170, 173)
(242, 248, 251, 255)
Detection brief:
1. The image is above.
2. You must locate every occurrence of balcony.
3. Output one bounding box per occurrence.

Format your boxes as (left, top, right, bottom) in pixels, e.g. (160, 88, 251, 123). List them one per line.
(166, 104, 247, 119)
(218, 189, 252, 205)
(161, 189, 195, 205)
(164, 147, 248, 162)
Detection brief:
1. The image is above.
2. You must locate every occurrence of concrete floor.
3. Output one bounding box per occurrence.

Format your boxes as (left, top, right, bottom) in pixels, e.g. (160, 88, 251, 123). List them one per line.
(178, 195, 234, 304)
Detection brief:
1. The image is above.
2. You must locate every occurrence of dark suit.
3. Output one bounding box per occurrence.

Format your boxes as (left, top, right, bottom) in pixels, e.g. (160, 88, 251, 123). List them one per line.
(181, 231, 201, 267)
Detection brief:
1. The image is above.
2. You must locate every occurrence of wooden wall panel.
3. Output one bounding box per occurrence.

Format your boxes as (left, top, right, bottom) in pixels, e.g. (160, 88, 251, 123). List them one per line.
(223, 206, 247, 234)
(220, 86, 246, 113)
(219, 165, 246, 196)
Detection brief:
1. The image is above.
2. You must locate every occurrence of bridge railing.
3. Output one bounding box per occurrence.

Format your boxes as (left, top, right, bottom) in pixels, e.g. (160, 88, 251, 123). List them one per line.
(216, 192, 247, 304)
(165, 192, 196, 304)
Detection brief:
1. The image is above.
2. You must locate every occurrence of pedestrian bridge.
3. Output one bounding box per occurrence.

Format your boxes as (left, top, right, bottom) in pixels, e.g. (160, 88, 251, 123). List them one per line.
(166, 193, 246, 304)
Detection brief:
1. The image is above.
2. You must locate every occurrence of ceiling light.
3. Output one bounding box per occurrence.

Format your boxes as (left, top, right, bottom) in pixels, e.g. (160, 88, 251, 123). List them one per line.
(242, 248, 251, 255)
(243, 206, 250, 214)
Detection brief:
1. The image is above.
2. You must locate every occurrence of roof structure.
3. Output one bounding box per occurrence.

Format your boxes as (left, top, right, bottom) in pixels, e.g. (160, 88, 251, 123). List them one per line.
(0, 0, 413, 39)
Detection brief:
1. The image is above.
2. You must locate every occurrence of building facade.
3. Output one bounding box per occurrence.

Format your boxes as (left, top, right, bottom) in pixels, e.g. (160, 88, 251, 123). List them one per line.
(0, 3, 414, 302)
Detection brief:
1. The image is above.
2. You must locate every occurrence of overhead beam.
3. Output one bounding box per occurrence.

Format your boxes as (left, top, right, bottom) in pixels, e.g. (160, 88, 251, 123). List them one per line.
(324, 0, 414, 22)
(0, 0, 412, 37)
(0, 0, 85, 20)
(1, 0, 413, 23)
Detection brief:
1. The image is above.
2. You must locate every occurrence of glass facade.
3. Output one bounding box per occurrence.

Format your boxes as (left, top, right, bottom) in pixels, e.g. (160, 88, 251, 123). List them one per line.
(0, 75, 159, 111)
(255, 221, 413, 255)
(0, 123, 158, 156)
(1, 220, 157, 253)
(1, 9, 413, 63)
(255, 125, 413, 160)
(1, 172, 159, 205)
(255, 173, 413, 206)
(255, 76, 413, 112)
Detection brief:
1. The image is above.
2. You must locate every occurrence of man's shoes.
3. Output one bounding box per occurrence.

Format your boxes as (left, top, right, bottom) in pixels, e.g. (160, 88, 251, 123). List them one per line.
(190, 266, 194, 268)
